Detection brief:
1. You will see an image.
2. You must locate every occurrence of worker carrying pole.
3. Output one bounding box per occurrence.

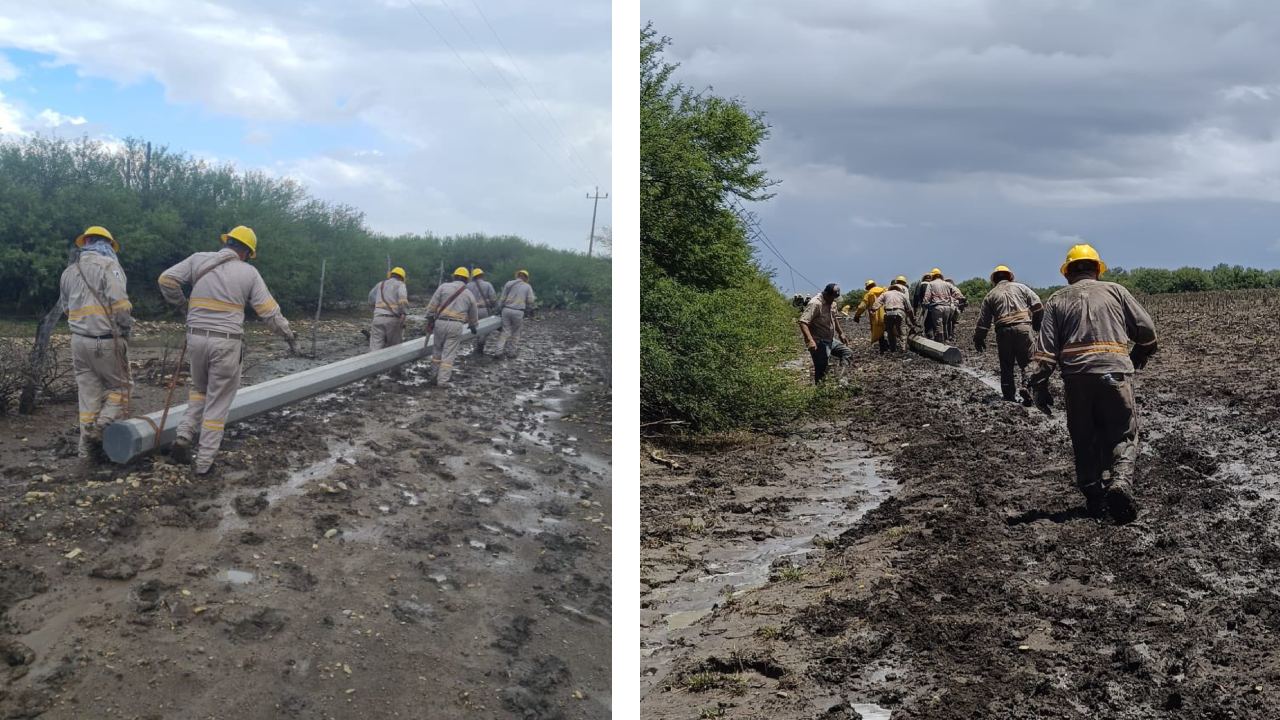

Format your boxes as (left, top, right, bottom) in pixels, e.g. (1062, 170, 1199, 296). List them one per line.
(468, 267, 499, 320)
(921, 269, 965, 343)
(157, 226, 298, 475)
(421, 267, 480, 386)
(368, 266, 409, 350)
(871, 280, 919, 352)
(1024, 244, 1158, 523)
(972, 264, 1043, 403)
(852, 280, 888, 353)
(57, 226, 133, 463)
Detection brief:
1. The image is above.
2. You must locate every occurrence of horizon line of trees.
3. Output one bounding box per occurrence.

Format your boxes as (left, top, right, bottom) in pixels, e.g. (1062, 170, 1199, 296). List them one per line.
(0, 135, 609, 318)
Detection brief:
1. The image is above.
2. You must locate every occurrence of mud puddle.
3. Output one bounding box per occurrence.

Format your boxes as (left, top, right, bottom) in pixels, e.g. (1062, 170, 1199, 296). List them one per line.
(641, 439, 894, 696)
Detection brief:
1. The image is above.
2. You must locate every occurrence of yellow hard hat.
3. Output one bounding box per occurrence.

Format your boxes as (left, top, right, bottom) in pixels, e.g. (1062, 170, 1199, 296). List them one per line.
(1060, 244, 1106, 277)
(840, 304, 851, 313)
(991, 264, 1014, 283)
(516, 269, 529, 279)
(930, 268, 943, 278)
(220, 226, 258, 258)
(453, 266, 470, 280)
(472, 267, 485, 277)
(894, 275, 908, 285)
(388, 266, 406, 280)
(75, 226, 119, 253)
(864, 279, 877, 289)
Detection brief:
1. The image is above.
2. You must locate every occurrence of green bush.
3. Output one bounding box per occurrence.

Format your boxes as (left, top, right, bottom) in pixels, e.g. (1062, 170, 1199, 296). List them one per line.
(0, 136, 609, 317)
(641, 24, 817, 431)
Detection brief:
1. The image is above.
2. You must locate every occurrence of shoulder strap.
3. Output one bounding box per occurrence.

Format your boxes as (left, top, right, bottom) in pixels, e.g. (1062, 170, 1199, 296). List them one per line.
(437, 282, 470, 320)
(191, 253, 237, 295)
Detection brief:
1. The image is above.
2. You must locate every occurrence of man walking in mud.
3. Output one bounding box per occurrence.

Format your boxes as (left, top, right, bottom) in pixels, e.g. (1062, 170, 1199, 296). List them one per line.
(974, 264, 1043, 403)
(799, 283, 853, 383)
(491, 269, 537, 359)
(58, 226, 133, 462)
(422, 266, 480, 386)
(1025, 244, 1158, 523)
(872, 281, 918, 352)
(468, 267, 498, 319)
(922, 269, 965, 343)
(159, 226, 298, 475)
(368, 266, 409, 350)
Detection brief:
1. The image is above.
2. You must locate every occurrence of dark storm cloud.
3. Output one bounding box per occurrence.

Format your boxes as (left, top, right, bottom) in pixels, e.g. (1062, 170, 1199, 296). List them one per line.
(646, 0, 1280, 287)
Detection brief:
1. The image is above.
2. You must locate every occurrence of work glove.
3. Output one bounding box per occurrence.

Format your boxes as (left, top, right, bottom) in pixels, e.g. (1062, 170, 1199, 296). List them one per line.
(854, 315, 862, 324)
(469, 324, 478, 335)
(973, 330, 987, 353)
(1130, 342, 1157, 370)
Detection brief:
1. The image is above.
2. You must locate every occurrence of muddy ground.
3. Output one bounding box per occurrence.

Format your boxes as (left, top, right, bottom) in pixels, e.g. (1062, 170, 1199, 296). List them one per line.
(0, 310, 611, 719)
(641, 290, 1280, 719)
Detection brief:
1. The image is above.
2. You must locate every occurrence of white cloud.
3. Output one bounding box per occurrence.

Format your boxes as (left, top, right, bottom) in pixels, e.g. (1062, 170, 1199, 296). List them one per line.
(1033, 229, 1084, 246)
(850, 214, 905, 228)
(0, 0, 610, 247)
(36, 108, 86, 127)
(0, 91, 26, 136)
(0, 52, 18, 81)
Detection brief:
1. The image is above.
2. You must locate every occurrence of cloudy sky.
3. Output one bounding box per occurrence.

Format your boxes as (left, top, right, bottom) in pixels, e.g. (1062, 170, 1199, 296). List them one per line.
(0, 0, 610, 251)
(645, 0, 1280, 289)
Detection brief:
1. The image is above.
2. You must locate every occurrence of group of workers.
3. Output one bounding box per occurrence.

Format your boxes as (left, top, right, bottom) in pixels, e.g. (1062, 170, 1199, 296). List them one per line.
(57, 224, 536, 477)
(801, 243, 1158, 523)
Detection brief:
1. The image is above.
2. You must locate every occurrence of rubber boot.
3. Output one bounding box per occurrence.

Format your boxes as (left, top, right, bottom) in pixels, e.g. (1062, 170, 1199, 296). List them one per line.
(1105, 478, 1139, 524)
(1081, 482, 1107, 519)
(170, 438, 193, 465)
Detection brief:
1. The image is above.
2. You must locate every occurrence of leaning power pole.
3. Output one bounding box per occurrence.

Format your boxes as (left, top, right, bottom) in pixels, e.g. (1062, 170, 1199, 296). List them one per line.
(586, 186, 609, 257)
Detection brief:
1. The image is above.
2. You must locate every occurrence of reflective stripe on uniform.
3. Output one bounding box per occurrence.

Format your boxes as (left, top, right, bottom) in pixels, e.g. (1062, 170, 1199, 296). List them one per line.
(106, 392, 128, 403)
(997, 309, 1031, 325)
(253, 299, 278, 315)
(158, 275, 181, 288)
(1033, 351, 1057, 364)
(68, 305, 109, 320)
(1061, 341, 1128, 357)
(189, 392, 206, 402)
(79, 411, 98, 423)
(438, 309, 468, 321)
(202, 419, 226, 431)
(189, 297, 243, 313)
(110, 299, 132, 312)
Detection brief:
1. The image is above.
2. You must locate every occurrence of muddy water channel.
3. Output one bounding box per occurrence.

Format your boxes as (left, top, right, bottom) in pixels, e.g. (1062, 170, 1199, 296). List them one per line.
(641, 434, 896, 697)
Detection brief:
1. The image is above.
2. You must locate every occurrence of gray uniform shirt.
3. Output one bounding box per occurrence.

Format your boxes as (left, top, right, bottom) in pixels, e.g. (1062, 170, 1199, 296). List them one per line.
(468, 278, 497, 313)
(976, 280, 1042, 332)
(159, 248, 291, 337)
(1034, 277, 1157, 375)
(426, 280, 479, 326)
(799, 295, 838, 341)
(499, 279, 536, 312)
(369, 278, 409, 319)
(59, 253, 133, 337)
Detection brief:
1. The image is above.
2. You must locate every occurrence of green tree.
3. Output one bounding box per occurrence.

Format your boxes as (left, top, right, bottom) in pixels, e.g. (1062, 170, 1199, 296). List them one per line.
(641, 23, 811, 431)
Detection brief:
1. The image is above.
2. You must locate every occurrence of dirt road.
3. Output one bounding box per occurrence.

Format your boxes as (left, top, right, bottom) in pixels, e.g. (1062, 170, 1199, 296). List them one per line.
(641, 291, 1280, 719)
(0, 311, 611, 719)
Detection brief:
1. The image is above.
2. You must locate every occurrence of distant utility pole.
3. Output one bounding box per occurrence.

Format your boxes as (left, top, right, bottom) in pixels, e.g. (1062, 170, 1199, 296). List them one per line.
(586, 186, 609, 258)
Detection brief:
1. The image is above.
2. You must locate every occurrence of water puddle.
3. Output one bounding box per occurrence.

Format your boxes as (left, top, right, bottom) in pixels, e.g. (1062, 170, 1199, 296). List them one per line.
(216, 440, 361, 535)
(641, 441, 895, 695)
(952, 364, 1004, 393)
(216, 569, 256, 585)
(851, 703, 893, 720)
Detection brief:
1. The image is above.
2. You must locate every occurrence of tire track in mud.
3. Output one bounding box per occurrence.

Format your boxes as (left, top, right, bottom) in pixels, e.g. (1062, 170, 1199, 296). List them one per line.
(0, 311, 611, 719)
(643, 308, 1280, 720)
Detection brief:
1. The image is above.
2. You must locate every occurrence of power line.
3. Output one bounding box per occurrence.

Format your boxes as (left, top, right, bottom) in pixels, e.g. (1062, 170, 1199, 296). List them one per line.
(729, 199, 821, 293)
(404, 0, 589, 188)
(466, 0, 601, 186)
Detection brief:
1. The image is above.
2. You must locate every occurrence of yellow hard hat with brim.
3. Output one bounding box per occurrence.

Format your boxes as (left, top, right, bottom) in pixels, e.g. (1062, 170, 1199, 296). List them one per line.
(864, 279, 876, 289)
(453, 266, 470, 280)
(516, 269, 529, 278)
(76, 226, 119, 253)
(472, 267, 485, 277)
(894, 275, 908, 285)
(991, 264, 1014, 283)
(221, 226, 258, 258)
(388, 266, 406, 280)
(1060, 244, 1106, 277)
(930, 268, 943, 278)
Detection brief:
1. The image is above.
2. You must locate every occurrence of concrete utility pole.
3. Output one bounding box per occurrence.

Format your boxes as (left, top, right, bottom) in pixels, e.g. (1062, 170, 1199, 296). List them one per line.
(586, 186, 609, 257)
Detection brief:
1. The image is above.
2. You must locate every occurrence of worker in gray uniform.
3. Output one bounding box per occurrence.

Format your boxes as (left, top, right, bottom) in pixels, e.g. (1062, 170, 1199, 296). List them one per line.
(422, 266, 479, 386)
(158, 226, 297, 475)
(491, 269, 537, 359)
(1025, 244, 1157, 523)
(468, 267, 498, 320)
(368, 266, 409, 350)
(58, 225, 133, 460)
(974, 264, 1043, 403)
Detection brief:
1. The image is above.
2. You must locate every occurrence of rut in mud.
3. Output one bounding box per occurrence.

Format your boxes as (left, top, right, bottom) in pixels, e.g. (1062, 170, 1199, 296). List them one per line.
(641, 290, 1280, 719)
(0, 311, 611, 719)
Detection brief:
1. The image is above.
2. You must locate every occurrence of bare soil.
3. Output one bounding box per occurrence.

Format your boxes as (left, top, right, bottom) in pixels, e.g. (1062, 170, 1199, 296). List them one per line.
(0, 310, 611, 719)
(641, 290, 1280, 719)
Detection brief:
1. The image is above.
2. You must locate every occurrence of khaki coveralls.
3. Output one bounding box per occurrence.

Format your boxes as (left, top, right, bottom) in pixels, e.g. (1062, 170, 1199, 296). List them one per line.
(468, 277, 498, 319)
(368, 277, 409, 350)
(1028, 276, 1157, 499)
(425, 279, 479, 386)
(159, 248, 293, 473)
(58, 252, 133, 456)
(976, 280, 1043, 401)
(492, 279, 536, 358)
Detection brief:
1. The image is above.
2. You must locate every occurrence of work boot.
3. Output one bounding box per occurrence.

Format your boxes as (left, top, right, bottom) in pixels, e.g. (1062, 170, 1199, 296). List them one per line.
(1080, 482, 1106, 519)
(170, 438, 193, 465)
(1019, 387, 1033, 406)
(1105, 478, 1139, 524)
